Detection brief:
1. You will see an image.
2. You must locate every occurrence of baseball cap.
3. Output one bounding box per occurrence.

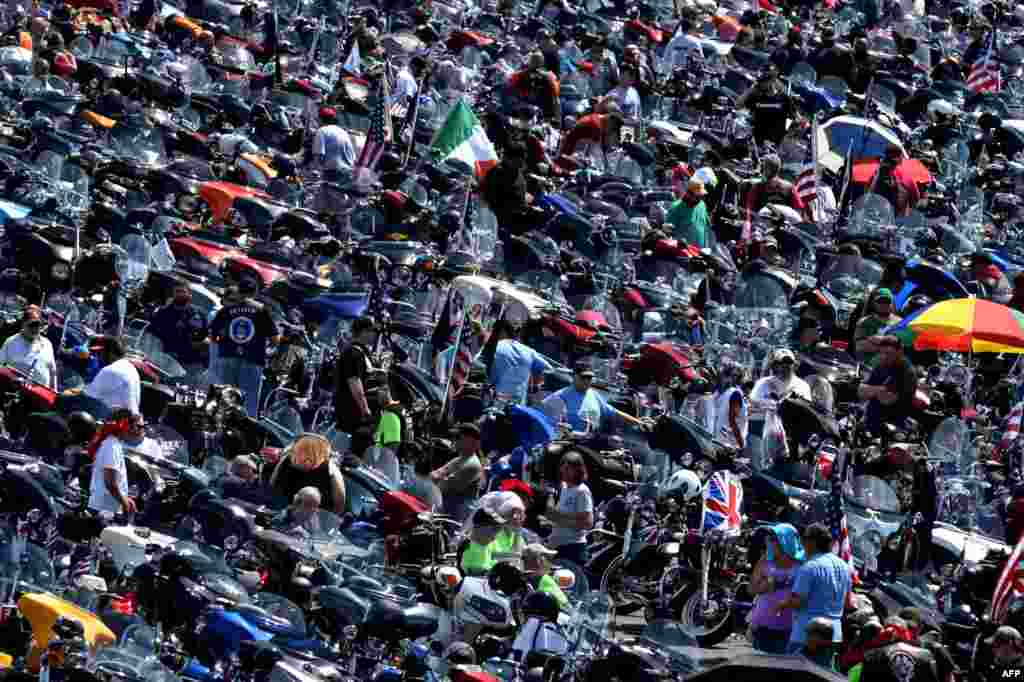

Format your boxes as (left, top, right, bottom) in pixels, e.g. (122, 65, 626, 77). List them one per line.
(874, 287, 894, 302)
(986, 625, 1023, 645)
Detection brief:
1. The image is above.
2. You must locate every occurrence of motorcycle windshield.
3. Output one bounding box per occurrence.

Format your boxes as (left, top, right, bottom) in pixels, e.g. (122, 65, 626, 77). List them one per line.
(638, 620, 702, 676)
(110, 125, 167, 166)
(513, 270, 566, 304)
(928, 417, 971, 475)
(569, 592, 612, 654)
(96, 647, 182, 682)
(848, 193, 895, 238)
(734, 274, 788, 309)
(264, 399, 302, 437)
(844, 475, 902, 514)
(248, 592, 308, 634)
(0, 535, 55, 597)
(271, 510, 366, 561)
(142, 423, 190, 466)
(821, 254, 883, 299)
(940, 139, 969, 185)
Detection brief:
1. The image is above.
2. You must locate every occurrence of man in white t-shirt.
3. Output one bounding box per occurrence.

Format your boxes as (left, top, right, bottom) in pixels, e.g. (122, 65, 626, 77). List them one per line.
(663, 18, 704, 71)
(714, 361, 748, 449)
(88, 409, 140, 516)
(85, 336, 141, 416)
(312, 107, 355, 180)
(0, 306, 56, 389)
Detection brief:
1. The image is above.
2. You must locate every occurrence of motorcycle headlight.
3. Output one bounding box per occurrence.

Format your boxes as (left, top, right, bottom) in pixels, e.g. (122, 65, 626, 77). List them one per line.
(51, 262, 70, 280)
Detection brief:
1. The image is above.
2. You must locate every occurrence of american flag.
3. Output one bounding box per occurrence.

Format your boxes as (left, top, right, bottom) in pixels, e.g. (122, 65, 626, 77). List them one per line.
(71, 544, 93, 578)
(795, 116, 819, 208)
(701, 471, 743, 534)
(353, 77, 393, 177)
(991, 534, 1024, 623)
(998, 401, 1024, 453)
(967, 32, 1000, 95)
(827, 464, 856, 575)
(449, 314, 480, 399)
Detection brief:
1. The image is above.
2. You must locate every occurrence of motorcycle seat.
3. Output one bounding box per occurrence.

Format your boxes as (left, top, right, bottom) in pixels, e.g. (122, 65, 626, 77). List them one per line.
(363, 599, 438, 642)
(237, 640, 284, 672)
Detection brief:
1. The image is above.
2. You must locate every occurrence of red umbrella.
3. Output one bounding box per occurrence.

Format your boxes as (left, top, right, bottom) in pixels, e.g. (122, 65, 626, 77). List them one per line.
(851, 158, 932, 185)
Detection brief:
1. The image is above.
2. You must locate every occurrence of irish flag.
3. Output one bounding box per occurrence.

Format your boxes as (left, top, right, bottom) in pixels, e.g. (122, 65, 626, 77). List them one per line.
(430, 99, 497, 178)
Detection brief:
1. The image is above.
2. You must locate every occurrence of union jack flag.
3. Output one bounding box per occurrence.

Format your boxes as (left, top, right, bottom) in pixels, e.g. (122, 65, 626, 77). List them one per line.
(701, 471, 743, 534)
(968, 32, 1000, 95)
(827, 464, 856, 576)
(992, 535, 1024, 623)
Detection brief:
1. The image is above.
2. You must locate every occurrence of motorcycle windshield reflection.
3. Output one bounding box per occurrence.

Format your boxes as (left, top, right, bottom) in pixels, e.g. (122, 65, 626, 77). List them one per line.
(248, 592, 308, 634)
(844, 475, 902, 513)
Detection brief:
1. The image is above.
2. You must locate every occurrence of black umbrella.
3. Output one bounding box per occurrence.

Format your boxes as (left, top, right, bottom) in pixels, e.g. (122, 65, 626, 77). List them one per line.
(685, 654, 847, 682)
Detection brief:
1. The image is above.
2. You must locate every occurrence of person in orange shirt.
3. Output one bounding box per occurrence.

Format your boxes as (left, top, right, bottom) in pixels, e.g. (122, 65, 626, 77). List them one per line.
(505, 51, 561, 122)
(559, 110, 624, 157)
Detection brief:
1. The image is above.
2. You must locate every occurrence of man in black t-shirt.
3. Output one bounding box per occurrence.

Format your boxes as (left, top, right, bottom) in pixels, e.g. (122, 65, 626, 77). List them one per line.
(736, 70, 795, 146)
(858, 335, 917, 434)
(334, 316, 379, 457)
(209, 280, 281, 416)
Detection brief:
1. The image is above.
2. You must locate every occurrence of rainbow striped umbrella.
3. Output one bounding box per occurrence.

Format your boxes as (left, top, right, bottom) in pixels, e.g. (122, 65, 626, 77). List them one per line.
(884, 298, 1024, 353)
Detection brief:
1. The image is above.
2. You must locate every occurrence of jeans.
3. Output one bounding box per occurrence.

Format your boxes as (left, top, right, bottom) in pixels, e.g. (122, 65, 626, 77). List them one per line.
(752, 628, 790, 654)
(210, 353, 264, 416)
(554, 543, 589, 567)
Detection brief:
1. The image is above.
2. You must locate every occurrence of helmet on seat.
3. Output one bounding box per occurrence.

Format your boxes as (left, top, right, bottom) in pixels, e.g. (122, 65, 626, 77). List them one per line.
(661, 469, 702, 501)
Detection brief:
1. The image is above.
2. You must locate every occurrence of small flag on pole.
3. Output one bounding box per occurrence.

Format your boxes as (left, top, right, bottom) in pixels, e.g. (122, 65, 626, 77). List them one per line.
(343, 40, 361, 75)
(967, 32, 1000, 94)
(353, 78, 393, 180)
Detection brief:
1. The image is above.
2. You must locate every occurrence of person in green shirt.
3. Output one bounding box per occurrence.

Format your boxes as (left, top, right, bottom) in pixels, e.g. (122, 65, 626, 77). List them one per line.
(522, 543, 568, 609)
(666, 178, 711, 248)
(853, 288, 901, 368)
(461, 507, 505, 576)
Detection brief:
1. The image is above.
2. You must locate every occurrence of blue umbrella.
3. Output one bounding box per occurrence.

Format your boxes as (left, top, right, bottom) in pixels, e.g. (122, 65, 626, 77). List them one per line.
(508, 404, 556, 450)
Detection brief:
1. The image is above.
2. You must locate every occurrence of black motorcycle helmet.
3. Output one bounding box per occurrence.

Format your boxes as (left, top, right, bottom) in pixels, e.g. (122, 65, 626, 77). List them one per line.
(603, 496, 630, 534)
(67, 411, 97, 445)
(903, 294, 933, 316)
(520, 589, 560, 623)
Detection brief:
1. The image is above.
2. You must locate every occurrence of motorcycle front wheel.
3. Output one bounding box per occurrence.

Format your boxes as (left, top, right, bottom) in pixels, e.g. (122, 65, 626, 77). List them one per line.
(672, 582, 735, 648)
(600, 555, 646, 618)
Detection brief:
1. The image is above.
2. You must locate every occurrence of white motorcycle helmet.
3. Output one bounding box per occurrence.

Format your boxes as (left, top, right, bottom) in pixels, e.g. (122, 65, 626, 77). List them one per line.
(661, 469, 703, 501)
(926, 99, 954, 124)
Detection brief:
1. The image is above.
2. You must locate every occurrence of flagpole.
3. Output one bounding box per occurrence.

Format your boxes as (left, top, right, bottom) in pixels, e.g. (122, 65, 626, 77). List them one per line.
(438, 313, 466, 424)
(402, 72, 428, 168)
(837, 140, 854, 214)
